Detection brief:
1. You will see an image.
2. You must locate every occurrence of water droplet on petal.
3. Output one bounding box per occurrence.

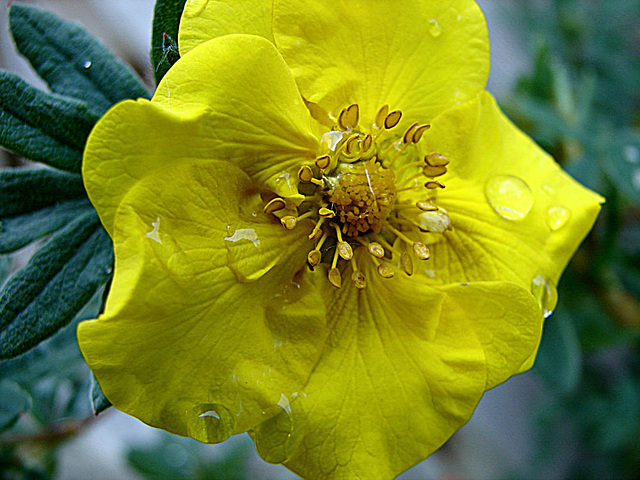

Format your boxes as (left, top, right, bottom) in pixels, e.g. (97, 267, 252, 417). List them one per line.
(277, 394, 292, 414)
(485, 175, 534, 221)
(546, 206, 571, 231)
(428, 18, 442, 37)
(624, 145, 640, 164)
(542, 184, 555, 196)
(321, 130, 344, 151)
(83, 60, 92, 69)
(224, 227, 260, 247)
(145, 217, 162, 243)
(188, 403, 236, 443)
(531, 274, 555, 318)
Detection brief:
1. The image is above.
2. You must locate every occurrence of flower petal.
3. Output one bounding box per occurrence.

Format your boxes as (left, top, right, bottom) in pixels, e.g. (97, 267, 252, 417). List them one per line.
(84, 34, 318, 235)
(179, 0, 275, 54)
(253, 262, 492, 479)
(272, 0, 490, 125)
(78, 161, 329, 442)
(416, 92, 603, 314)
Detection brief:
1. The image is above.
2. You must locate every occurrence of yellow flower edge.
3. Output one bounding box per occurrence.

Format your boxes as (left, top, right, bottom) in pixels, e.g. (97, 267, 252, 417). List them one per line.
(78, 4, 603, 479)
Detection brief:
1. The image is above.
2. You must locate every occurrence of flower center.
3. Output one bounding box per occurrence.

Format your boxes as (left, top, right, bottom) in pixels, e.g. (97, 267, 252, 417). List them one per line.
(263, 103, 451, 289)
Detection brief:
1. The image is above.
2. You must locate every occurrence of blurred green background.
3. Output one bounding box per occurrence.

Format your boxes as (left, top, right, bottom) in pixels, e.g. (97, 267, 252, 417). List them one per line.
(1, 0, 639, 479)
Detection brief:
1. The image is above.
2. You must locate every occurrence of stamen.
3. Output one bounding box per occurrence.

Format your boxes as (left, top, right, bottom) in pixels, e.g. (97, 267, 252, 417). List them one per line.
(401, 251, 414, 276)
(425, 180, 446, 189)
(416, 200, 439, 211)
(411, 124, 431, 143)
(368, 241, 385, 258)
(350, 253, 366, 289)
(333, 223, 353, 260)
(298, 165, 315, 183)
(376, 236, 402, 257)
(319, 207, 336, 218)
(422, 165, 448, 177)
(315, 154, 331, 170)
(328, 246, 342, 288)
(384, 110, 403, 129)
(263, 197, 286, 214)
(402, 122, 419, 144)
(281, 210, 313, 230)
(338, 103, 359, 130)
(412, 242, 430, 260)
(375, 104, 389, 128)
(371, 256, 395, 278)
(307, 249, 322, 266)
(425, 153, 450, 167)
(308, 217, 327, 240)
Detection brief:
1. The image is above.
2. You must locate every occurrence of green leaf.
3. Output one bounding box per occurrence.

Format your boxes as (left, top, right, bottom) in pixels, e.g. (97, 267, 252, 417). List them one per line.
(0, 70, 101, 172)
(602, 132, 640, 204)
(0, 199, 93, 254)
(90, 373, 112, 415)
(0, 168, 86, 218)
(0, 211, 113, 360)
(9, 3, 150, 113)
(151, 0, 187, 85)
(0, 379, 32, 431)
(533, 304, 583, 396)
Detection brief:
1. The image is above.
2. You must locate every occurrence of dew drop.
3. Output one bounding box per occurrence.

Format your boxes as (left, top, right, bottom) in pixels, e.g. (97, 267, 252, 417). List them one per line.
(188, 403, 236, 443)
(546, 206, 571, 231)
(623, 145, 640, 164)
(83, 60, 92, 69)
(145, 217, 162, 243)
(277, 394, 292, 414)
(224, 227, 260, 247)
(321, 130, 344, 151)
(531, 274, 555, 318)
(104, 266, 113, 275)
(485, 175, 534, 221)
(428, 18, 442, 37)
(542, 184, 555, 196)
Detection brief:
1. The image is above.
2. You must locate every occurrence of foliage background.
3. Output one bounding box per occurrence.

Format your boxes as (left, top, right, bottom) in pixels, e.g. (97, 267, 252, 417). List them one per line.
(0, 0, 638, 479)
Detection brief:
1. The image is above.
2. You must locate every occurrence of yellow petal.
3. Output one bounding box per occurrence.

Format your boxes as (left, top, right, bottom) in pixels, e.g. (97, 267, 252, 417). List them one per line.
(179, 0, 275, 55)
(272, 0, 489, 126)
(84, 34, 318, 235)
(417, 92, 603, 315)
(253, 262, 488, 479)
(78, 161, 329, 442)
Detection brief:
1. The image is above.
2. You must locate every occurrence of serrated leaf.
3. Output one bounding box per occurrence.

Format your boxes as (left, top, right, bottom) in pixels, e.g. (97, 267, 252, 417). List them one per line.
(0, 211, 113, 360)
(0, 70, 101, 172)
(151, 0, 187, 85)
(0, 379, 32, 431)
(90, 373, 112, 415)
(0, 168, 86, 218)
(0, 199, 93, 254)
(9, 3, 150, 113)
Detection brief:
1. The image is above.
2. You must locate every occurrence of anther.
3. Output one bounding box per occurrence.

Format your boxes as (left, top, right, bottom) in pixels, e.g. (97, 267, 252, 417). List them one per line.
(384, 110, 402, 129)
(319, 207, 336, 218)
(328, 268, 342, 289)
(416, 200, 439, 211)
(298, 165, 315, 183)
(263, 197, 286, 214)
(425, 153, 450, 167)
(402, 122, 419, 144)
(425, 180, 446, 189)
(401, 251, 414, 276)
(422, 165, 448, 177)
(344, 135, 359, 155)
(368, 242, 385, 258)
(411, 124, 431, 143)
(333, 223, 353, 260)
(315, 154, 331, 170)
(377, 264, 395, 278)
(338, 103, 359, 130)
(350, 254, 366, 289)
(412, 242, 430, 260)
(375, 105, 389, 128)
(361, 133, 373, 152)
(281, 211, 313, 230)
(307, 249, 322, 266)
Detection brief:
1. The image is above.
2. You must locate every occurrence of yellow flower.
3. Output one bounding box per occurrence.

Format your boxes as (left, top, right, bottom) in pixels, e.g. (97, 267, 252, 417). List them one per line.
(78, 1, 602, 478)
